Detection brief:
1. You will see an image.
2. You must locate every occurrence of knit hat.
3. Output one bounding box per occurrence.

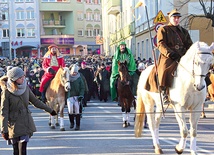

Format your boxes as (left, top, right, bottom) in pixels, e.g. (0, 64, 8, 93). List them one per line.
(138, 62, 145, 70)
(71, 64, 79, 74)
(81, 61, 86, 65)
(7, 67, 25, 81)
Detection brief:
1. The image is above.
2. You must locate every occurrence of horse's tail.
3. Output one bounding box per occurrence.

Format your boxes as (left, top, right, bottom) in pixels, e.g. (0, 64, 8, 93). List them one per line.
(134, 93, 145, 137)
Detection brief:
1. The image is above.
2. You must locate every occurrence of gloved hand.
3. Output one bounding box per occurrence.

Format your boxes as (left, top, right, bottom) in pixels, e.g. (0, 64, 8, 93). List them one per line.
(78, 96, 84, 102)
(48, 68, 56, 75)
(50, 110, 57, 116)
(1, 132, 9, 140)
(169, 52, 180, 61)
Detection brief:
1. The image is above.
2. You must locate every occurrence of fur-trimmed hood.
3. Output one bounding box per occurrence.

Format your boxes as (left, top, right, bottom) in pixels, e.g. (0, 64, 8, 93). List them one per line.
(0, 75, 8, 91)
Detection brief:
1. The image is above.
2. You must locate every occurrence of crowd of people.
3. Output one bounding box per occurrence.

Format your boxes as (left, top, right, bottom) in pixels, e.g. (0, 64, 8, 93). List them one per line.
(0, 50, 153, 105)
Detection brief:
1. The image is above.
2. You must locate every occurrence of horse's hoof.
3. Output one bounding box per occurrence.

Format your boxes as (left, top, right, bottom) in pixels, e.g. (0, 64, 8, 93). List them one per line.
(123, 121, 128, 128)
(50, 126, 55, 129)
(201, 114, 206, 118)
(190, 150, 198, 155)
(175, 145, 183, 154)
(55, 123, 60, 126)
(48, 123, 51, 126)
(154, 148, 163, 154)
(153, 145, 163, 154)
(60, 128, 65, 131)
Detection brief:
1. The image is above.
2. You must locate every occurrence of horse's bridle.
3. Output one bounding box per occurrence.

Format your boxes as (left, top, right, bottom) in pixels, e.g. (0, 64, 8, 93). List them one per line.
(192, 52, 212, 78)
(119, 63, 130, 86)
(177, 51, 212, 78)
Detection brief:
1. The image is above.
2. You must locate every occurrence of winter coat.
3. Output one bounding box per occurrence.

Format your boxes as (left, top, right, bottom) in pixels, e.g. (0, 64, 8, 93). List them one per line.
(0, 76, 53, 139)
(67, 76, 85, 98)
(157, 24, 193, 87)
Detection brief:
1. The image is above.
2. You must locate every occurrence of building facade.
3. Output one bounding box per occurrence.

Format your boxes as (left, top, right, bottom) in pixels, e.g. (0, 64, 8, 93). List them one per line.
(0, 0, 40, 59)
(0, 0, 102, 59)
(40, 0, 102, 57)
(102, 0, 214, 60)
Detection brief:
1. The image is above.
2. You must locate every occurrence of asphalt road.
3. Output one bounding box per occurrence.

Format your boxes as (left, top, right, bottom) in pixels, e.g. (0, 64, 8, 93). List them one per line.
(0, 99, 214, 155)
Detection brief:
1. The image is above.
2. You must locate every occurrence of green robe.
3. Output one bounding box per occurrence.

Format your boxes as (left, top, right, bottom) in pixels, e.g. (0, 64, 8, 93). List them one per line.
(110, 47, 136, 101)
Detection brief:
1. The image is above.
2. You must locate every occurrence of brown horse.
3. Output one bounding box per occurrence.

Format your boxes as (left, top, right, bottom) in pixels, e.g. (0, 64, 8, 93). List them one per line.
(46, 67, 70, 131)
(117, 61, 136, 127)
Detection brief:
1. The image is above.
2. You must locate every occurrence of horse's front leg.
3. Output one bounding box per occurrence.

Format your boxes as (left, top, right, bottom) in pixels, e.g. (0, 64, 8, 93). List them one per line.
(189, 105, 201, 155)
(147, 102, 163, 154)
(50, 115, 56, 129)
(59, 104, 65, 131)
(173, 105, 188, 154)
(151, 102, 163, 154)
(121, 98, 128, 128)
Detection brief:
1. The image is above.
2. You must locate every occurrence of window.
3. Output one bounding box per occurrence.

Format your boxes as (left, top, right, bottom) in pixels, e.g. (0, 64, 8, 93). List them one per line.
(94, 13, 100, 21)
(27, 10, 34, 20)
(78, 29, 83, 36)
(15, 0, 24, 2)
(1, 0, 8, 3)
(16, 11, 24, 20)
(93, 29, 100, 36)
(26, 0, 33, 2)
(2, 29, 9, 38)
(41, 0, 70, 2)
(27, 28, 35, 37)
(77, 11, 84, 20)
(17, 28, 25, 37)
(86, 29, 93, 37)
(86, 12, 93, 21)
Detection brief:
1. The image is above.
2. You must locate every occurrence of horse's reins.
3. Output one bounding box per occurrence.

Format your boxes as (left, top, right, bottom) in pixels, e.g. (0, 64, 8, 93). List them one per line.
(176, 52, 212, 78)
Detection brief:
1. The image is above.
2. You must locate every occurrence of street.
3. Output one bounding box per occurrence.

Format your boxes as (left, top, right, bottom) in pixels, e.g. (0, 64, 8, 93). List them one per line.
(0, 99, 214, 155)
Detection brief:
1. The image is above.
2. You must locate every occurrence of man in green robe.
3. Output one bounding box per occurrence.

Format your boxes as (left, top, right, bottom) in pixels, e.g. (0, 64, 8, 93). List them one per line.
(110, 42, 137, 101)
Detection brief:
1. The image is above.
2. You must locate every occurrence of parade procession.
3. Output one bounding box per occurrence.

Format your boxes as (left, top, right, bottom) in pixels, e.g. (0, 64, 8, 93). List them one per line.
(0, 0, 214, 155)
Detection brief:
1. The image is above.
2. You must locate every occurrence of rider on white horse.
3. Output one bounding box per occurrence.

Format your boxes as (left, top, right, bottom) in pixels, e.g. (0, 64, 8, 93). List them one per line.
(157, 9, 193, 104)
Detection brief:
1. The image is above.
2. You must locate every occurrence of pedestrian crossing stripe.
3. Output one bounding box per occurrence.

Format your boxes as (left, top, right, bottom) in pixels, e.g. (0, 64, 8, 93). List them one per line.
(153, 10, 167, 24)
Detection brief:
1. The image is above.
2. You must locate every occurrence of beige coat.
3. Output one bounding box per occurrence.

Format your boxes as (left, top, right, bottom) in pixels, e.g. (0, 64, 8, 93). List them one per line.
(157, 24, 193, 87)
(0, 76, 53, 139)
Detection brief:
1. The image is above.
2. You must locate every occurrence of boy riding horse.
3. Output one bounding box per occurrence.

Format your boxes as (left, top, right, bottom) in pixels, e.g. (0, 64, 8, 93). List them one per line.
(39, 44, 65, 102)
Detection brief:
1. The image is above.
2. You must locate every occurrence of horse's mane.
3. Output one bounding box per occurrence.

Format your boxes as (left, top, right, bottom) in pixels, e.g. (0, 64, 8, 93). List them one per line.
(180, 41, 211, 63)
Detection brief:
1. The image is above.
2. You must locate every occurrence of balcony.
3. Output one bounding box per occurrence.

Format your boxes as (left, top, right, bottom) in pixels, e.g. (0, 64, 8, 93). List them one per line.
(43, 19, 66, 28)
(107, 0, 120, 15)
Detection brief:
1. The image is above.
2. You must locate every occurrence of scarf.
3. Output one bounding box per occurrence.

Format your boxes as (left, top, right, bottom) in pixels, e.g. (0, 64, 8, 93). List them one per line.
(7, 78, 27, 96)
(69, 73, 80, 82)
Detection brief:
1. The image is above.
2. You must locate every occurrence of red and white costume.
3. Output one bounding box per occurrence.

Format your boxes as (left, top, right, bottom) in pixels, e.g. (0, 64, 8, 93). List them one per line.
(39, 45, 65, 92)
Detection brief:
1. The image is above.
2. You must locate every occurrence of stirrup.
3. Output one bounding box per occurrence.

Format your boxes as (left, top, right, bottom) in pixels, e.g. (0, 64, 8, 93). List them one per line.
(163, 95, 170, 104)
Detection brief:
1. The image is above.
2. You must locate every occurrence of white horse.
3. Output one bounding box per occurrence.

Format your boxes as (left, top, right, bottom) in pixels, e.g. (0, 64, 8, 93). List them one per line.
(135, 41, 214, 155)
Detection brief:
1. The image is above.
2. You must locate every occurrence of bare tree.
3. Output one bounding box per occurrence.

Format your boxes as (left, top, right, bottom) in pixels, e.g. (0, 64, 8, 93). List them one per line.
(173, 0, 214, 27)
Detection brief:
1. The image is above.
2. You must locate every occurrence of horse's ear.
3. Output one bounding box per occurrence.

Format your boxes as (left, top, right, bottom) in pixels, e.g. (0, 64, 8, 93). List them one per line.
(195, 41, 200, 49)
(124, 61, 127, 66)
(118, 61, 121, 65)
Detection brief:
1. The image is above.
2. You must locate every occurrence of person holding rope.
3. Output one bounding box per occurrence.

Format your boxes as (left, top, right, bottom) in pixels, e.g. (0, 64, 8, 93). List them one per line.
(67, 64, 85, 130)
(157, 9, 193, 104)
(0, 67, 57, 155)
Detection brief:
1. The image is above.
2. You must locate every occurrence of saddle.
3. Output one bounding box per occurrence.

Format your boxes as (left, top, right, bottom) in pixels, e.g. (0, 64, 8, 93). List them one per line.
(145, 66, 159, 92)
(43, 77, 54, 94)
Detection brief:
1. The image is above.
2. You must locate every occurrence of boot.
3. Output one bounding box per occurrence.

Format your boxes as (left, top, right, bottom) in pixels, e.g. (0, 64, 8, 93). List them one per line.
(41, 92, 46, 103)
(75, 114, 81, 130)
(161, 86, 170, 104)
(68, 114, 75, 128)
